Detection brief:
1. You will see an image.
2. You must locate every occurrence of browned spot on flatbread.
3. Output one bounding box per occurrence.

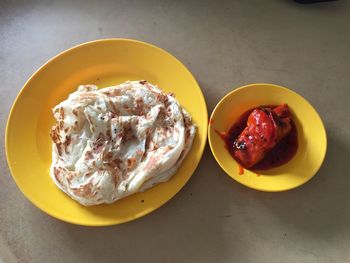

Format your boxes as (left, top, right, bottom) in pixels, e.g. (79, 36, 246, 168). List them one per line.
(135, 98, 144, 115)
(59, 107, 65, 119)
(184, 115, 192, 127)
(127, 157, 137, 171)
(63, 135, 71, 154)
(73, 183, 93, 197)
(185, 129, 191, 140)
(104, 152, 113, 161)
(104, 158, 123, 185)
(66, 172, 73, 182)
(106, 128, 111, 139)
(122, 122, 136, 141)
(92, 141, 105, 154)
(53, 167, 62, 184)
(72, 109, 78, 116)
(83, 84, 97, 91)
(164, 145, 174, 153)
(152, 143, 159, 151)
(53, 166, 74, 184)
(156, 93, 170, 107)
(107, 99, 119, 115)
(111, 158, 122, 169)
(93, 134, 105, 147)
(111, 89, 122, 97)
(85, 172, 93, 178)
(50, 125, 61, 144)
(56, 143, 62, 156)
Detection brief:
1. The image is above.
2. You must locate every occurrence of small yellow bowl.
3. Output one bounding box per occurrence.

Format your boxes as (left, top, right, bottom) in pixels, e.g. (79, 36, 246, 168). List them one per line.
(208, 83, 327, 192)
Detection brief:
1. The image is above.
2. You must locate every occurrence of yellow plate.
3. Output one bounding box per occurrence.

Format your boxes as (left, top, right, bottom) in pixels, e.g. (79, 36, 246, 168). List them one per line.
(6, 39, 208, 226)
(208, 83, 327, 192)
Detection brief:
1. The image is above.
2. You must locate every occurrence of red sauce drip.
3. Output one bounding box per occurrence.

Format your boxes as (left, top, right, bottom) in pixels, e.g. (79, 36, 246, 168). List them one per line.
(223, 106, 298, 171)
(238, 165, 244, 175)
(214, 129, 227, 141)
(215, 128, 246, 175)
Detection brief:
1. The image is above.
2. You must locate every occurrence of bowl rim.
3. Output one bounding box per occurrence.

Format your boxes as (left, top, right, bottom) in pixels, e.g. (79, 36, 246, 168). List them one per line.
(208, 82, 327, 192)
(5, 38, 208, 225)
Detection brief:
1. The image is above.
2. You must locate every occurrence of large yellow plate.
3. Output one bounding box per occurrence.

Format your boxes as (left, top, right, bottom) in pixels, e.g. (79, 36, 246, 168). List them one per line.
(6, 39, 208, 226)
(208, 83, 327, 192)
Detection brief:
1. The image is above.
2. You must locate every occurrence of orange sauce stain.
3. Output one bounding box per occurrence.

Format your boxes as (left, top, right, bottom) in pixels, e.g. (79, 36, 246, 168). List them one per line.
(209, 118, 214, 125)
(214, 129, 227, 140)
(238, 165, 244, 175)
(215, 128, 247, 176)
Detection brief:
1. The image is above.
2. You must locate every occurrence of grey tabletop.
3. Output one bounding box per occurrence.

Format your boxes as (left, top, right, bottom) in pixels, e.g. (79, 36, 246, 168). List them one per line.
(1, 0, 350, 262)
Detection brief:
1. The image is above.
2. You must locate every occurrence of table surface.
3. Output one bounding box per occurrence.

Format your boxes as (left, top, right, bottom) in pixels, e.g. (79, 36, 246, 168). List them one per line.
(1, 0, 350, 262)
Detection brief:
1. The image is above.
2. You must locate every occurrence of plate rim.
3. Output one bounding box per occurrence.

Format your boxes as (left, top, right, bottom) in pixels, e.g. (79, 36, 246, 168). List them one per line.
(208, 83, 327, 192)
(5, 38, 208, 226)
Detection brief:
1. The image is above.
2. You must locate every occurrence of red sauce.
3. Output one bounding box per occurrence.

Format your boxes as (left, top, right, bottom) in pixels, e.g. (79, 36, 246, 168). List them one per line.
(215, 129, 227, 141)
(209, 118, 214, 125)
(223, 106, 298, 171)
(238, 165, 244, 175)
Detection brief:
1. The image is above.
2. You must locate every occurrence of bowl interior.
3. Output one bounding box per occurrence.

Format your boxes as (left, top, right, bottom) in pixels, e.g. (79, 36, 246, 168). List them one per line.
(208, 83, 327, 191)
(6, 39, 208, 225)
